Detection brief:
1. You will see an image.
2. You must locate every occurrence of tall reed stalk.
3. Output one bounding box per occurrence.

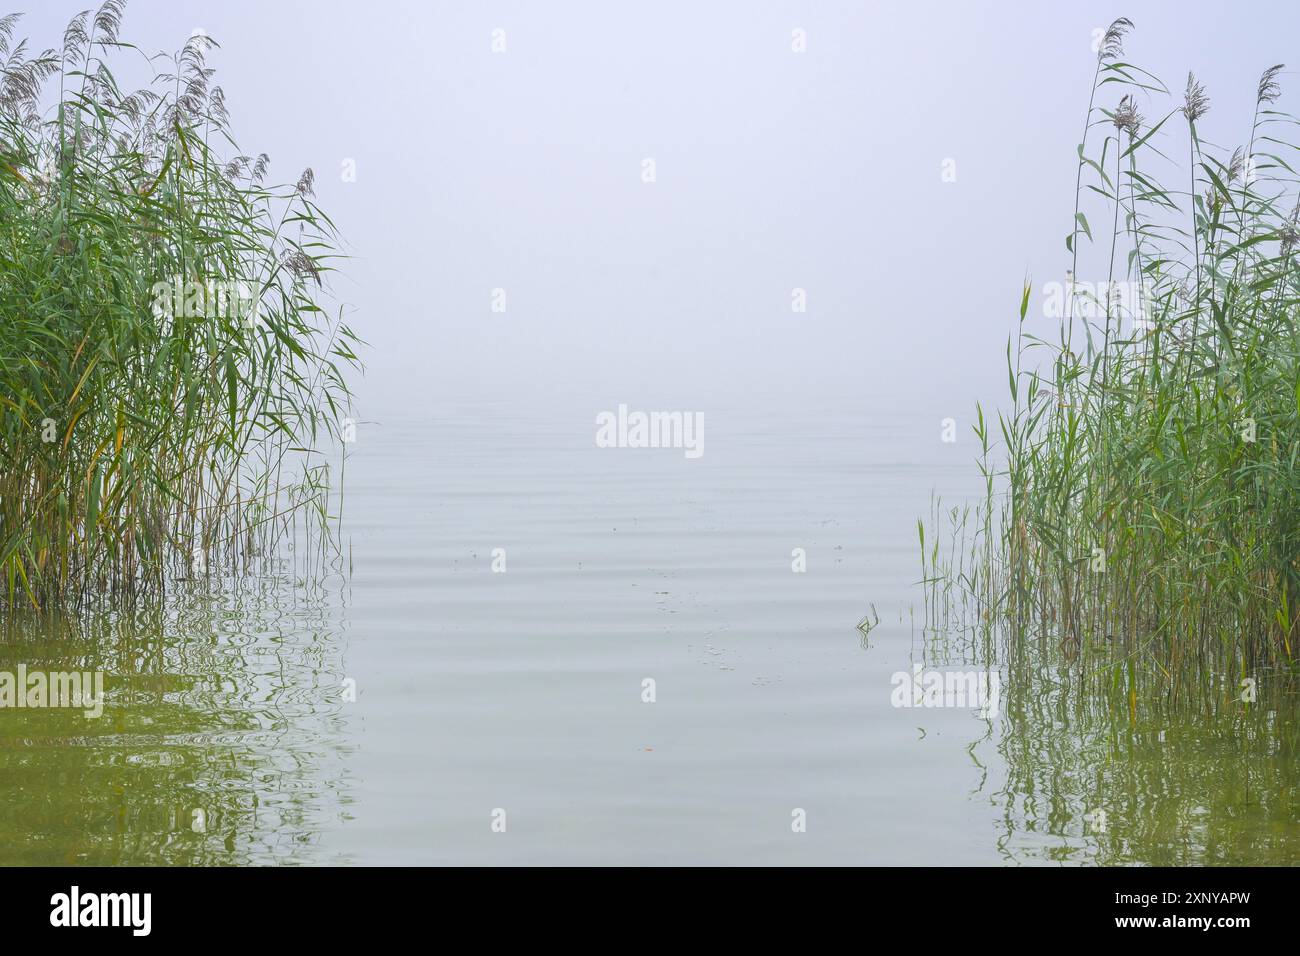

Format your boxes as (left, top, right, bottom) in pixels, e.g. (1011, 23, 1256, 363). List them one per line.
(0, 4, 360, 609)
(925, 20, 1300, 687)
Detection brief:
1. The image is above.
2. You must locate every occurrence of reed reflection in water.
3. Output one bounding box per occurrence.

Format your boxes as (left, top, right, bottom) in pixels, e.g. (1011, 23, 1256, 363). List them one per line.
(0, 573, 354, 865)
(919, 623, 1300, 865)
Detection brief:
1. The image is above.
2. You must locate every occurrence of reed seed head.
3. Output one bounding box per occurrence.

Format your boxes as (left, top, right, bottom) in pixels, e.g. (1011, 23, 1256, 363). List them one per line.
(1257, 63, 1285, 106)
(1098, 17, 1133, 63)
(1182, 72, 1209, 122)
(1113, 95, 1142, 135)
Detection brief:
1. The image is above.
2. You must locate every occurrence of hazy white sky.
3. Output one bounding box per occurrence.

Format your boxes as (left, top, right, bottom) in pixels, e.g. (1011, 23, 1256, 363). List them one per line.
(17, 1, 1300, 415)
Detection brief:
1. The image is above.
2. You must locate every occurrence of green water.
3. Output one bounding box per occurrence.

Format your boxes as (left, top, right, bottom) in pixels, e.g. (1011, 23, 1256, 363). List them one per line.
(0, 583, 352, 866)
(956, 634, 1298, 865)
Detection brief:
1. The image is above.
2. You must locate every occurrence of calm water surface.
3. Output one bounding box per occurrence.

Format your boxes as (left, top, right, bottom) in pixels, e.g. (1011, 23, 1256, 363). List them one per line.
(2, 396, 1296, 864)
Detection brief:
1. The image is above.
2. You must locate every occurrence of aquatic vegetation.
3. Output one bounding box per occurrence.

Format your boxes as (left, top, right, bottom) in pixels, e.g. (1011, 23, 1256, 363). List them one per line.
(926, 18, 1300, 685)
(0, 3, 360, 608)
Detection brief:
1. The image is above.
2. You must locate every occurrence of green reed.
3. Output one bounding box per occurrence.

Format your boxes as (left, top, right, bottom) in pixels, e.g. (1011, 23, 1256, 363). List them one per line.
(925, 18, 1300, 681)
(0, 4, 360, 608)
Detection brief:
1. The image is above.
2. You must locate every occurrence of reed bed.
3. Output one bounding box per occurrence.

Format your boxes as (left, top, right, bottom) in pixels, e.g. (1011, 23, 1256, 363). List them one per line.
(925, 18, 1300, 683)
(0, 4, 359, 609)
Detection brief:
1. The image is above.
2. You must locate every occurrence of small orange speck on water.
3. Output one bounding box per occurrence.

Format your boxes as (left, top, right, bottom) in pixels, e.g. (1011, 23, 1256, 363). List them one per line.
(643, 746, 653, 751)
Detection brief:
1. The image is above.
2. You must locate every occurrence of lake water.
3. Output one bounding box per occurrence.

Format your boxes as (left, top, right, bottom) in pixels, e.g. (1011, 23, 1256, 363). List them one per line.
(1, 393, 1296, 865)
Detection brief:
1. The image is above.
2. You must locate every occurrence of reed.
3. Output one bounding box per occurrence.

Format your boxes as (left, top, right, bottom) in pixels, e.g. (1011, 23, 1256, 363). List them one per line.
(925, 18, 1300, 683)
(0, 3, 360, 609)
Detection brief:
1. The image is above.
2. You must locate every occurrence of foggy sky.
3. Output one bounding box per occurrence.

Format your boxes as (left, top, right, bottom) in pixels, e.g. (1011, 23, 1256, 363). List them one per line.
(17, 0, 1300, 416)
